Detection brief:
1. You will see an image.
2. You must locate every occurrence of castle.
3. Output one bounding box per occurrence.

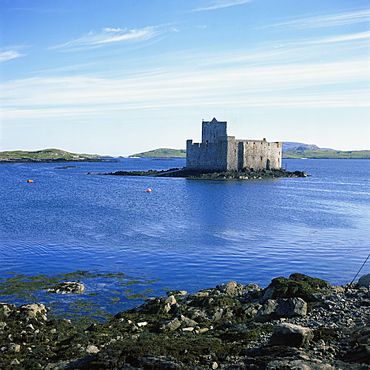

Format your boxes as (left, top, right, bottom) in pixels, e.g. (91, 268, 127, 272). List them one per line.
(186, 118, 282, 172)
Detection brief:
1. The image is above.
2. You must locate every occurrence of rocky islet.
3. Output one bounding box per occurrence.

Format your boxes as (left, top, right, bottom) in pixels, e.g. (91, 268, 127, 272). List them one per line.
(101, 167, 308, 180)
(1, 273, 370, 369)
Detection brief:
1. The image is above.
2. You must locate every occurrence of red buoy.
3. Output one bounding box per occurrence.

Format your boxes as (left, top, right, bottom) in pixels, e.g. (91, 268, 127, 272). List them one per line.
(146, 188, 152, 193)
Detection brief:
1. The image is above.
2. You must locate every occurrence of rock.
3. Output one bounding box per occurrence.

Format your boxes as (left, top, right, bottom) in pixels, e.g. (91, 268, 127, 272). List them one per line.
(343, 344, 370, 365)
(165, 295, 177, 306)
(160, 317, 182, 332)
(47, 281, 85, 294)
(85, 344, 99, 354)
(266, 358, 335, 369)
(256, 298, 307, 322)
(269, 323, 314, 348)
(211, 361, 219, 369)
(244, 283, 261, 291)
(167, 290, 187, 297)
(277, 297, 307, 317)
(342, 328, 370, 364)
(0, 303, 14, 320)
(255, 299, 278, 322)
(217, 281, 244, 296)
(192, 291, 209, 298)
(159, 314, 199, 332)
(240, 284, 262, 303)
(182, 327, 194, 332)
(8, 343, 21, 353)
(180, 315, 198, 327)
(262, 273, 332, 302)
(19, 303, 47, 321)
(137, 356, 183, 369)
(358, 274, 370, 288)
(164, 295, 177, 312)
(242, 303, 260, 319)
(212, 308, 224, 321)
(2, 274, 370, 369)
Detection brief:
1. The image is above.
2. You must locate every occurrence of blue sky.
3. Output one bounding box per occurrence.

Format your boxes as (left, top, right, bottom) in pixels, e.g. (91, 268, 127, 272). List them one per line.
(1, 0, 369, 156)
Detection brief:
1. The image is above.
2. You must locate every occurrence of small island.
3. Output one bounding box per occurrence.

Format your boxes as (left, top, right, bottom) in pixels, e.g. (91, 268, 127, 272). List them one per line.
(0, 149, 107, 163)
(101, 119, 307, 179)
(130, 148, 186, 158)
(101, 167, 308, 180)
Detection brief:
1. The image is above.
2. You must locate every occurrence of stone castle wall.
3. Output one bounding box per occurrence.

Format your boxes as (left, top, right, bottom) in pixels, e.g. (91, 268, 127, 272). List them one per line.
(186, 118, 282, 172)
(238, 140, 282, 171)
(202, 119, 227, 143)
(186, 138, 228, 171)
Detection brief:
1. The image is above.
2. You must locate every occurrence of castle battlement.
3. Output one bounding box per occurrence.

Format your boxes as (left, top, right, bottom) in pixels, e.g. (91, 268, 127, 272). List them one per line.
(186, 118, 282, 171)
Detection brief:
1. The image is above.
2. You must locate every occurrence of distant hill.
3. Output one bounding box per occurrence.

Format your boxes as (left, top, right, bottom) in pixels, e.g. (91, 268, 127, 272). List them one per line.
(281, 142, 370, 158)
(283, 150, 370, 159)
(282, 142, 334, 153)
(129, 148, 186, 158)
(0, 149, 104, 163)
(129, 144, 370, 159)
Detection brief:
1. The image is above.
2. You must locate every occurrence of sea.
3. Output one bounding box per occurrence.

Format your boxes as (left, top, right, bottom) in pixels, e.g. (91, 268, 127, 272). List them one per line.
(1, 158, 369, 318)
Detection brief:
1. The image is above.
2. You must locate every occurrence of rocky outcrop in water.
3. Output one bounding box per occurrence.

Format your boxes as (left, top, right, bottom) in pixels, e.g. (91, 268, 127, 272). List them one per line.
(46, 281, 85, 294)
(1, 273, 370, 369)
(101, 167, 308, 180)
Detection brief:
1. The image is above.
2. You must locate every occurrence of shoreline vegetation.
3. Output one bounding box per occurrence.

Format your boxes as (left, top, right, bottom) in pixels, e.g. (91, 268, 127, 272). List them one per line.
(1, 273, 370, 369)
(283, 150, 370, 159)
(130, 147, 370, 159)
(1, 146, 370, 163)
(0, 149, 107, 163)
(97, 167, 308, 180)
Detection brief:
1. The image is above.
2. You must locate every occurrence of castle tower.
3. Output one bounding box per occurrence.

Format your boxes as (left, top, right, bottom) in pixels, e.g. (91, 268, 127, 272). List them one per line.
(187, 117, 282, 172)
(202, 117, 227, 144)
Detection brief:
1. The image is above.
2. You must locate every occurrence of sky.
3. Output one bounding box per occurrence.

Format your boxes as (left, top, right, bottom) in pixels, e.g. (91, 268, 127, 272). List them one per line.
(0, 0, 369, 156)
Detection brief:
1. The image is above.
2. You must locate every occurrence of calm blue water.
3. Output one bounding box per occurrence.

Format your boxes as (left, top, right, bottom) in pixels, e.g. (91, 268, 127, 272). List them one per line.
(1, 158, 370, 313)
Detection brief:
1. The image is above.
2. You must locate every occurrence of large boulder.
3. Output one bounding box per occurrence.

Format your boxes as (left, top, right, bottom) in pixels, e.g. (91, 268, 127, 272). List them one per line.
(160, 317, 182, 332)
(358, 274, 370, 288)
(0, 303, 15, 320)
(216, 281, 244, 296)
(47, 281, 85, 294)
(266, 358, 334, 369)
(256, 298, 307, 322)
(159, 315, 198, 332)
(269, 323, 314, 348)
(19, 303, 47, 321)
(262, 273, 332, 302)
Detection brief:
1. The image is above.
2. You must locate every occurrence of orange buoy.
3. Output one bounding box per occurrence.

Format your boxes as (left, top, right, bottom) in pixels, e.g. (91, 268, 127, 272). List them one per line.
(146, 188, 152, 193)
(27, 180, 34, 183)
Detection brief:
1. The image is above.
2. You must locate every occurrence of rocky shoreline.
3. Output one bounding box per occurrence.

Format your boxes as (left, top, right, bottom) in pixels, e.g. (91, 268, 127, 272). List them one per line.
(1, 273, 370, 369)
(100, 167, 308, 180)
(0, 158, 107, 164)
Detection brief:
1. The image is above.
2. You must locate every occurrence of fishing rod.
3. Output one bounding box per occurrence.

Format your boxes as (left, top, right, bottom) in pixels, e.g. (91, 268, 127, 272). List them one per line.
(350, 252, 370, 286)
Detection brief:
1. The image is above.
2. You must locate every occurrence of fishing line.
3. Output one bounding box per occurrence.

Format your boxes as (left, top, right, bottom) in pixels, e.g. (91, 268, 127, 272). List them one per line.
(350, 252, 370, 286)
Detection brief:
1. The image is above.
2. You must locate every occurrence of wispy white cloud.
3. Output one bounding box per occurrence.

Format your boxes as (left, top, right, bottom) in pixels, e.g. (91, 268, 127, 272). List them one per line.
(7, 7, 67, 13)
(1, 57, 369, 121)
(263, 9, 370, 29)
(0, 50, 25, 62)
(193, 0, 252, 12)
(51, 26, 164, 50)
(301, 31, 370, 45)
(2, 17, 369, 122)
(102, 27, 124, 33)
